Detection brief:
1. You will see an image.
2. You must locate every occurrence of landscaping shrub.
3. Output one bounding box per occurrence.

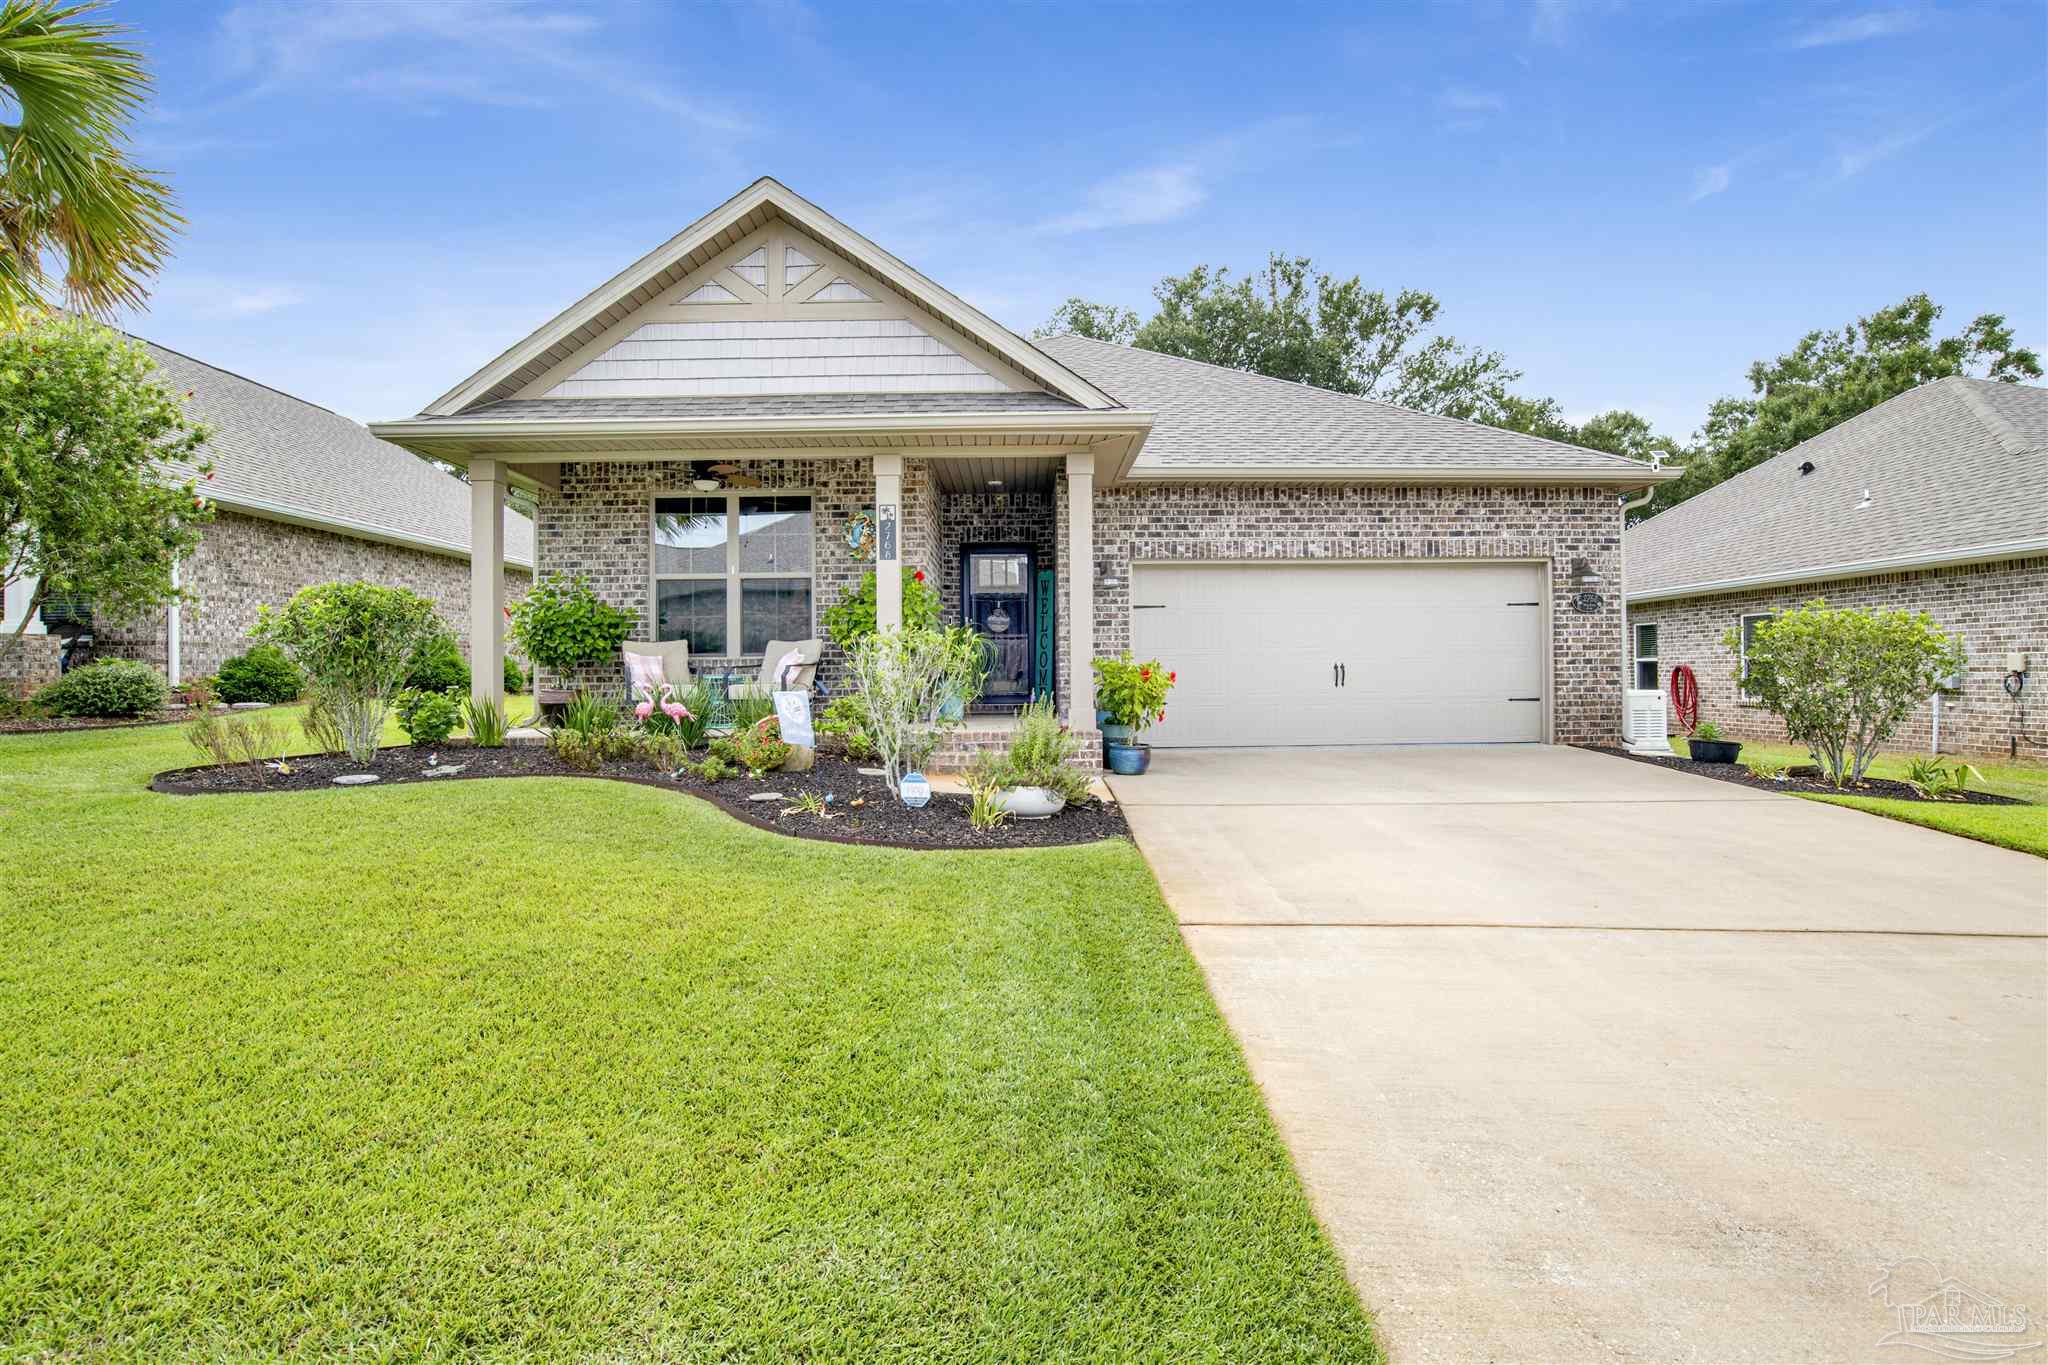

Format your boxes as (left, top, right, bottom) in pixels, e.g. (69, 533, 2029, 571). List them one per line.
(395, 689, 461, 746)
(460, 695, 508, 748)
(972, 699, 1092, 805)
(405, 632, 469, 694)
(32, 659, 168, 718)
(640, 731, 685, 773)
(254, 581, 447, 763)
(510, 574, 635, 679)
(1724, 600, 1966, 786)
(846, 626, 984, 792)
(214, 645, 302, 704)
(503, 656, 525, 695)
(186, 710, 287, 772)
(821, 566, 941, 649)
(692, 754, 733, 782)
(559, 692, 620, 741)
(819, 693, 877, 760)
(1092, 652, 1176, 735)
(730, 715, 792, 777)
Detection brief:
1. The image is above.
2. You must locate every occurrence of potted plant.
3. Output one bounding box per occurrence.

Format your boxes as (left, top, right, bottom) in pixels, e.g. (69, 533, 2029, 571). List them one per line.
(509, 573, 635, 716)
(1685, 719, 1742, 764)
(1091, 653, 1175, 776)
(967, 699, 1092, 819)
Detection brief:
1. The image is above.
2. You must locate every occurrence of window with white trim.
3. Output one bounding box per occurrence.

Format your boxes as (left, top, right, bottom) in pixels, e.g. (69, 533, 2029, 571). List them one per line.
(1738, 613, 1772, 699)
(1633, 622, 1658, 690)
(654, 493, 813, 656)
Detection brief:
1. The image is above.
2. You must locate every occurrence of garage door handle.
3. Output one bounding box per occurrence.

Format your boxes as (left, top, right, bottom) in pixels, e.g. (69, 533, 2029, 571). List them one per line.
(1333, 663, 1339, 687)
(1339, 663, 1346, 687)
(1509, 696, 1540, 702)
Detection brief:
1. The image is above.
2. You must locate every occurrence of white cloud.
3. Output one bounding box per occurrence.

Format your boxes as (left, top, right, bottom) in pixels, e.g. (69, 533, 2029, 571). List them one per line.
(1834, 121, 1940, 179)
(1438, 87, 1506, 114)
(1037, 165, 1206, 235)
(215, 1, 747, 132)
(1786, 8, 1925, 49)
(1688, 164, 1732, 202)
(151, 276, 307, 319)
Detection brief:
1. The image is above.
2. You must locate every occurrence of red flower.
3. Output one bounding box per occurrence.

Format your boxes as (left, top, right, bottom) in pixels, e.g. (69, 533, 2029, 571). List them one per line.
(913, 570, 925, 582)
(1139, 667, 1151, 681)
(1156, 710, 1166, 723)
(1168, 671, 1177, 683)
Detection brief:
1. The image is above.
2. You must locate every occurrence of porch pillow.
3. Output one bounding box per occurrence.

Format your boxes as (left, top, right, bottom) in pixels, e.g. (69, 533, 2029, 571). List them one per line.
(624, 650, 668, 698)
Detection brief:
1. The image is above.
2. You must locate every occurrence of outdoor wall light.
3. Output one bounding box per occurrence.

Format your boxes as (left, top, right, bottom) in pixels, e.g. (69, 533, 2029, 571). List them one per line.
(1570, 558, 1603, 586)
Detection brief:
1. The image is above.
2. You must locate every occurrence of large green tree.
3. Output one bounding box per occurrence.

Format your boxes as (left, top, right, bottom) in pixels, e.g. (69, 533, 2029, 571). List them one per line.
(0, 312, 210, 666)
(0, 0, 178, 320)
(1038, 253, 1520, 420)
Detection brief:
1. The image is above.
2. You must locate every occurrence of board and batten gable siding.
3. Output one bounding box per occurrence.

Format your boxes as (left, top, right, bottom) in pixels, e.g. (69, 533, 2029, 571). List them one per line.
(1057, 480, 1627, 746)
(88, 507, 533, 682)
(1628, 555, 2048, 759)
(514, 220, 1038, 404)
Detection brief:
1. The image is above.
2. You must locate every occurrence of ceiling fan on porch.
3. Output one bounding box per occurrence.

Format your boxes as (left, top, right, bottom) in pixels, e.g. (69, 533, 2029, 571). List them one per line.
(687, 460, 763, 490)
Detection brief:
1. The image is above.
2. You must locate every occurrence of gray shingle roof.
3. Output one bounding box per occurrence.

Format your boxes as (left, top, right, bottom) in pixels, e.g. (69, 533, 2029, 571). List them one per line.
(1034, 333, 1656, 477)
(1626, 378, 2048, 601)
(143, 340, 533, 568)
(427, 391, 1088, 422)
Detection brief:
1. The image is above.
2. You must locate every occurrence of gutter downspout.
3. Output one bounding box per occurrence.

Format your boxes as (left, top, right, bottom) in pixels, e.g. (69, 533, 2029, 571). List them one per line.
(167, 556, 182, 688)
(1618, 485, 1656, 740)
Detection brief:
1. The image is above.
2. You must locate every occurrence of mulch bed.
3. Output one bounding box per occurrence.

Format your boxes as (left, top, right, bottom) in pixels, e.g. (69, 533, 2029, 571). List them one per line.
(1584, 745, 2026, 805)
(150, 743, 1128, 851)
(0, 708, 199, 735)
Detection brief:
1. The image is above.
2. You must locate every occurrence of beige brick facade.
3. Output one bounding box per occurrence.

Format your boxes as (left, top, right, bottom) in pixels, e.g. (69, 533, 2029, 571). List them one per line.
(1627, 555, 2048, 760)
(89, 508, 531, 682)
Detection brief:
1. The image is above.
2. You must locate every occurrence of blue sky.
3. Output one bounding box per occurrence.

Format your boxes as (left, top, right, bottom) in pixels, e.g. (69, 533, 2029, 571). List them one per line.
(110, 0, 2046, 436)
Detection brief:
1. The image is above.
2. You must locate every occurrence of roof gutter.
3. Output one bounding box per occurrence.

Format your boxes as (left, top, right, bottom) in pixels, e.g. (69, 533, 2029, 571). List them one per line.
(1626, 536, 2048, 604)
(207, 490, 536, 572)
(1119, 463, 1682, 489)
(371, 410, 1155, 443)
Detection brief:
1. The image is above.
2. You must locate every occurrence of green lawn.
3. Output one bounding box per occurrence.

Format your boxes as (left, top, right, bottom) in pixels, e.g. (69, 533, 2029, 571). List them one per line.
(0, 721, 1378, 1360)
(1657, 735, 2048, 858)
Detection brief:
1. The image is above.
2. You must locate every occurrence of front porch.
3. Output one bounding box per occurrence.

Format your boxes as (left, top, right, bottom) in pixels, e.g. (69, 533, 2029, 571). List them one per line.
(458, 448, 1113, 765)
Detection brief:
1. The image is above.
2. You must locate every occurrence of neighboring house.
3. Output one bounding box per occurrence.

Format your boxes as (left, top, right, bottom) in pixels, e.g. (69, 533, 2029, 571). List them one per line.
(1626, 377, 2048, 759)
(0, 339, 535, 693)
(371, 178, 1670, 760)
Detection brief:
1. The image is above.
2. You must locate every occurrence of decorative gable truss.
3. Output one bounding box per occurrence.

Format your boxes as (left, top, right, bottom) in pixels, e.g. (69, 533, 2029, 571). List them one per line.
(532, 225, 1016, 399)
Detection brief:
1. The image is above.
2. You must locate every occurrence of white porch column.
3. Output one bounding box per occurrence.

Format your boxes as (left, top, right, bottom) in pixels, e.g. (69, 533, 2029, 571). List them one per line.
(1066, 450, 1095, 727)
(469, 459, 506, 710)
(873, 452, 903, 632)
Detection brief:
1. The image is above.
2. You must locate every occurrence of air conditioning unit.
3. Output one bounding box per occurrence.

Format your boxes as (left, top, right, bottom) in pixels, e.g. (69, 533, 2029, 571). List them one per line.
(1622, 689, 1670, 756)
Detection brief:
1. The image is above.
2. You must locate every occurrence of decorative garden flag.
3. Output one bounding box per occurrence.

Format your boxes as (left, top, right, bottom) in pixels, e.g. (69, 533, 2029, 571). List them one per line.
(773, 690, 814, 749)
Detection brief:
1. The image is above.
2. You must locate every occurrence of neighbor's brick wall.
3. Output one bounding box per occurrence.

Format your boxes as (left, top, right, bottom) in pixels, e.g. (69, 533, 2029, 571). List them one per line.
(1628, 555, 2048, 760)
(537, 456, 944, 698)
(90, 508, 532, 681)
(0, 633, 64, 694)
(1059, 480, 1628, 745)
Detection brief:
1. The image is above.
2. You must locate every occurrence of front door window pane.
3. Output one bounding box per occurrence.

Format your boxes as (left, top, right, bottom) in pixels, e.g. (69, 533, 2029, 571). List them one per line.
(740, 580, 811, 654)
(657, 580, 726, 654)
(655, 497, 728, 575)
(738, 496, 812, 573)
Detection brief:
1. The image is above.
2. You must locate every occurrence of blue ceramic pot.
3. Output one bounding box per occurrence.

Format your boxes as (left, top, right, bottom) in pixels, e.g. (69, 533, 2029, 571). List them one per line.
(1104, 740, 1150, 776)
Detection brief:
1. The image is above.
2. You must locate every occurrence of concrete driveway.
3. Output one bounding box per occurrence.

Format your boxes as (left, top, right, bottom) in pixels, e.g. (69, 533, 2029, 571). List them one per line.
(1113, 746, 2047, 1363)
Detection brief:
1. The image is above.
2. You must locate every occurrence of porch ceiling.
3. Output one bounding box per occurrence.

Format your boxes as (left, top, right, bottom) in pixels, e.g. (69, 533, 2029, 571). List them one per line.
(932, 455, 1060, 495)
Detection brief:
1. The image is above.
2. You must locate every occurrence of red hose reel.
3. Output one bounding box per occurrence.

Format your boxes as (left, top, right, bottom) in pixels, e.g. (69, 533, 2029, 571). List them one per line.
(1669, 664, 1700, 734)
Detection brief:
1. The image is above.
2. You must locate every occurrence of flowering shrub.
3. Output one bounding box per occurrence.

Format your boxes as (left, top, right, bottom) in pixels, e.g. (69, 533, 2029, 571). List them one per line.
(731, 715, 793, 777)
(1091, 653, 1176, 734)
(821, 566, 941, 649)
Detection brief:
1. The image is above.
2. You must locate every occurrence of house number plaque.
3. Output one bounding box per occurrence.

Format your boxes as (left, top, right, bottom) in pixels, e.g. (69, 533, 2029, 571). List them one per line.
(1572, 591, 1604, 613)
(877, 503, 898, 561)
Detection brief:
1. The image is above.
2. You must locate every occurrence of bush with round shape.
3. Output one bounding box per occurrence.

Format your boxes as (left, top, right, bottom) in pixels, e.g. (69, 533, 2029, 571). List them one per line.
(503, 656, 525, 694)
(395, 688, 460, 745)
(214, 644, 302, 704)
(510, 573, 635, 680)
(254, 581, 447, 764)
(405, 632, 469, 694)
(33, 659, 169, 718)
(730, 715, 792, 777)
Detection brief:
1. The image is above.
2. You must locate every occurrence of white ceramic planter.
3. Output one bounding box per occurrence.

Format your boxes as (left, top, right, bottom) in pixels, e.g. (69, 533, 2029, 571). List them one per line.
(998, 786, 1066, 820)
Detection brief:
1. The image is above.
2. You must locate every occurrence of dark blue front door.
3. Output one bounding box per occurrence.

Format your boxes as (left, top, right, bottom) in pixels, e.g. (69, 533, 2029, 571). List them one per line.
(962, 546, 1033, 705)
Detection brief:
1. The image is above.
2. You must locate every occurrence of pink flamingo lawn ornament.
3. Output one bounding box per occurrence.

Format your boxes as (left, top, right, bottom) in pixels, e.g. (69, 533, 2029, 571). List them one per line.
(659, 682, 692, 728)
(632, 685, 656, 726)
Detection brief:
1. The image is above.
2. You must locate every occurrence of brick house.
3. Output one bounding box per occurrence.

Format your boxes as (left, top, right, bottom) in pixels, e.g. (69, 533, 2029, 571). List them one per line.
(0, 339, 534, 694)
(370, 178, 1671, 760)
(1625, 377, 2048, 760)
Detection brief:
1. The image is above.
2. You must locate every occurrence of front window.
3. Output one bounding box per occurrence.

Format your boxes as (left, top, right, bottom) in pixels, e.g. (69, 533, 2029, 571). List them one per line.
(654, 493, 813, 655)
(1739, 613, 1771, 698)
(1634, 622, 1658, 691)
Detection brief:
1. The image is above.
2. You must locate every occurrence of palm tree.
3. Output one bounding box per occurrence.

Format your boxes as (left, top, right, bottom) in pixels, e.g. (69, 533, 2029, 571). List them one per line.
(0, 0, 178, 320)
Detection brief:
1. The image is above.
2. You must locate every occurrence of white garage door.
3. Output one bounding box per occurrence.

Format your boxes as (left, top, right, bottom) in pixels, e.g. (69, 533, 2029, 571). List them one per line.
(1130, 562, 1547, 747)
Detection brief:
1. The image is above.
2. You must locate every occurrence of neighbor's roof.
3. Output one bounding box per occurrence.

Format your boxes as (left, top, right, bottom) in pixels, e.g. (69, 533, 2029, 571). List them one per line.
(1036, 334, 1670, 483)
(142, 340, 534, 569)
(1626, 377, 2048, 603)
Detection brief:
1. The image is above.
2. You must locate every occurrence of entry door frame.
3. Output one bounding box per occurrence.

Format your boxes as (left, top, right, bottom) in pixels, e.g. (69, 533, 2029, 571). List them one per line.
(1127, 556, 1558, 746)
(961, 542, 1037, 705)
